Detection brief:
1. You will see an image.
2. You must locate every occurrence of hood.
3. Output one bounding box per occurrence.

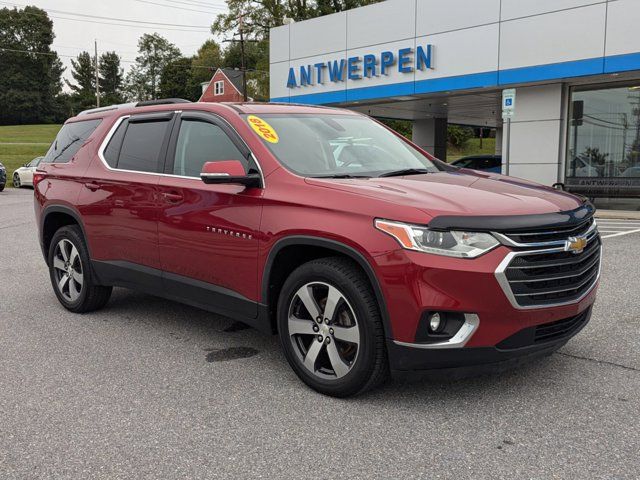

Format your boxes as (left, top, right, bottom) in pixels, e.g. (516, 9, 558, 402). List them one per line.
(305, 170, 583, 219)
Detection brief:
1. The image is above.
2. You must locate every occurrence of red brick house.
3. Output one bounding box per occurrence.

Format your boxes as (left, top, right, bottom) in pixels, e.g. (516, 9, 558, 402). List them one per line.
(199, 68, 246, 102)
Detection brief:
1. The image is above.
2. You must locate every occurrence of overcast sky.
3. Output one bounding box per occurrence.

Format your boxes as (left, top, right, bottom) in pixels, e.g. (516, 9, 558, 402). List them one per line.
(10, 0, 229, 87)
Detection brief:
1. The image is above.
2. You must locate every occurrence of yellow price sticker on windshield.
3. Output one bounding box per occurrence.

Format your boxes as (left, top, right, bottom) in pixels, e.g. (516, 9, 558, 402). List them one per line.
(247, 115, 279, 143)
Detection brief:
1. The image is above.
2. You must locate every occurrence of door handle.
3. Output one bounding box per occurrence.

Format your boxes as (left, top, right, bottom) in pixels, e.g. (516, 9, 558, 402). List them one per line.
(161, 191, 184, 203)
(84, 182, 100, 191)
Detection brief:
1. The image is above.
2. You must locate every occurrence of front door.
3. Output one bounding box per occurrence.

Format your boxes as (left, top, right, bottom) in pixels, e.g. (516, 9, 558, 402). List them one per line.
(157, 112, 263, 319)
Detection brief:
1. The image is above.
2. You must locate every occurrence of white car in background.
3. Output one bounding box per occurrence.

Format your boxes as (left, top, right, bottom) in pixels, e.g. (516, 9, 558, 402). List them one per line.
(13, 156, 44, 188)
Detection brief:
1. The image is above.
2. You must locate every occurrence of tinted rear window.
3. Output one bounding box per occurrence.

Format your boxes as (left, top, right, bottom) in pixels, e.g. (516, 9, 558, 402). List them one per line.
(116, 120, 170, 173)
(44, 119, 102, 163)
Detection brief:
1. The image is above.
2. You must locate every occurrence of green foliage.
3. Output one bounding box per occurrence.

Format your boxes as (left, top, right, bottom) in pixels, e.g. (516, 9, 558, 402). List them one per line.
(126, 33, 181, 101)
(66, 51, 96, 112)
(212, 0, 382, 40)
(159, 56, 194, 100)
(447, 125, 474, 149)
(99, 51, 124, 105)
(0, 6, 64, 125)
(378, 119, 412, 139)
(0, 124, 59, 186)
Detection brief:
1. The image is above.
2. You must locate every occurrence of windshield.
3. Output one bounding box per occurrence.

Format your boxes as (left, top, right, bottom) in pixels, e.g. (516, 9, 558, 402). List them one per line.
(245, 113, 441, 178)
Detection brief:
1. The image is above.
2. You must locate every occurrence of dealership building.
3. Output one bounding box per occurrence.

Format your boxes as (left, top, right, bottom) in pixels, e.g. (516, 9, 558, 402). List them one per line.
(269, 0, 640, 210)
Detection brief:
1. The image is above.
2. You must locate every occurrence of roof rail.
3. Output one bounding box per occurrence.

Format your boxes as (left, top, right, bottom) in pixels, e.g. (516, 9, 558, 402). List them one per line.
(77, 102, 136, 116)
(77, 98, 192, 117)
(136, 98, 192, 107)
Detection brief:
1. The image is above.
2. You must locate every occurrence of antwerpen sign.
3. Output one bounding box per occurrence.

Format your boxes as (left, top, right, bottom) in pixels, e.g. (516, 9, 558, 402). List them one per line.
(286, 44, 434, 89)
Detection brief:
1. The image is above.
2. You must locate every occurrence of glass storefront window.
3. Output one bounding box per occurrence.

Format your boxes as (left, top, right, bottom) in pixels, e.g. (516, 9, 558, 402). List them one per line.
(566, 84, 640, 208)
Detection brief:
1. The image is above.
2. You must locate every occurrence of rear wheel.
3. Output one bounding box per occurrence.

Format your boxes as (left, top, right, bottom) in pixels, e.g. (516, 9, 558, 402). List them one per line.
(278, 257, 388, 397)
(48, 225, 112, 313)
(13, 173, 20, 188)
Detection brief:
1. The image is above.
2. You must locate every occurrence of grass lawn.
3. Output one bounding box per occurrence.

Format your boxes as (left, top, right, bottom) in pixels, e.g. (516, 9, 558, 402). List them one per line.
(448, 137, 497, 162)
(0, 124, 60, 187)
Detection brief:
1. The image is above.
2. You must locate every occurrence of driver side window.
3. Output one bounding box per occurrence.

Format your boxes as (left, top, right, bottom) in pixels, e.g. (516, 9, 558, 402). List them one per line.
(173, 119, 246, 177)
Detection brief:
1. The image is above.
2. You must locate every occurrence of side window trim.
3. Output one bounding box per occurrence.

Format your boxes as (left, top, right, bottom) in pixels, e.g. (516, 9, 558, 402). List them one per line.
(98, 113, 177, 175)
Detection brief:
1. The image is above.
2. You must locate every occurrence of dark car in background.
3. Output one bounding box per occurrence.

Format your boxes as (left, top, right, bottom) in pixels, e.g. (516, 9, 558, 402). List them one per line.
(0, 162, 6, 191)
(452, 154, 502, 173)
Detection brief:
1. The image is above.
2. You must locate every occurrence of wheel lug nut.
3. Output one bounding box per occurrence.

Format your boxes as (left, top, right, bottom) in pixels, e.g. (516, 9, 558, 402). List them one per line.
(329, 328, 334, 335)
(324, 318, 329, 324)
(325, 337, 331, 344)
(316, 317, 323, 324)
(317, 335, 323, 342)
(313, 325, 319, 332)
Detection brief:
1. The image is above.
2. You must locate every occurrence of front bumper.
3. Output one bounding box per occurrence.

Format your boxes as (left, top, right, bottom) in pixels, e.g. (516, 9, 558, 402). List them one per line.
(373, 244, 598, 373)
(388, 307, 592, 378)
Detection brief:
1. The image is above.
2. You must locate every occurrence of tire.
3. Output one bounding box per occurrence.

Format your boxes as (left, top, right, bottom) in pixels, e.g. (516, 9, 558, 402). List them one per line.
(48, 225, 112, 313)
(0, 183, 4, 192)
(277, 257, 389, 397)
(13, 173, 20, 188)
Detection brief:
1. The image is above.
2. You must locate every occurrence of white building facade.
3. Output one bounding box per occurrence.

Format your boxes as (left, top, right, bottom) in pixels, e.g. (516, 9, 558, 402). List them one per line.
(269, 0, 640, 209)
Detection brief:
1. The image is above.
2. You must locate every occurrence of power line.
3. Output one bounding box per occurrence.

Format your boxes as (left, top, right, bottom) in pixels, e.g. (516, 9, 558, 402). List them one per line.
(0, 1, 212, 28)
(132, 0, 225, 14)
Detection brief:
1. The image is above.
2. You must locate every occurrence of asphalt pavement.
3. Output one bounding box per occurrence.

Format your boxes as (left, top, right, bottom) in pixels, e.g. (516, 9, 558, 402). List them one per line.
(1, 188, 639, 479)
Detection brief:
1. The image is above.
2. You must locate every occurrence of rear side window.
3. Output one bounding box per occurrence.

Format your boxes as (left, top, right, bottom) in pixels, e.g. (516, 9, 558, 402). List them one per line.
(173, 119, 246, 177)
(44, 119, 101, 163)
(103, 120, 128, 168)
(114, 119, 171, 173)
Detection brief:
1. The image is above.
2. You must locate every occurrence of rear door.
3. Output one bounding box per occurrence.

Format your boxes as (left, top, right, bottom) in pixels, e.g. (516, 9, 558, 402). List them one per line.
(156, 111, 263, 318)
(78, 112, 175, 288)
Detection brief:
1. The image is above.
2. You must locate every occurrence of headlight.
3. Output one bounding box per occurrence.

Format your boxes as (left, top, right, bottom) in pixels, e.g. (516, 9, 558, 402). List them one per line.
(375, 219, 499, 258)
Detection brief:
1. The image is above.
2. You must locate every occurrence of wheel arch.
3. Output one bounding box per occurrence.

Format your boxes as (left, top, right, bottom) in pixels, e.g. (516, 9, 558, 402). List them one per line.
(262, 236, 392, 339)
(41, 205, 90, 261)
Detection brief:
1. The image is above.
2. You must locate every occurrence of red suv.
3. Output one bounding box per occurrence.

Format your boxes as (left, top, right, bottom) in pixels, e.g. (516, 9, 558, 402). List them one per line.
(34, 100, 600, 397)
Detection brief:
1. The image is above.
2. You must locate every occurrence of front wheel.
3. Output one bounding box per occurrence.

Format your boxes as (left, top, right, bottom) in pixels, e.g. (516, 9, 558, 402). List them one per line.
(13, 173, 20, 188)
(277, 257, 388, 397)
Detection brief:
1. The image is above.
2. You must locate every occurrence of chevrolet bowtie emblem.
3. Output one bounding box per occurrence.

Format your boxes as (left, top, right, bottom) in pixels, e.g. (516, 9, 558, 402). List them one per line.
(565, 235, 587, 254)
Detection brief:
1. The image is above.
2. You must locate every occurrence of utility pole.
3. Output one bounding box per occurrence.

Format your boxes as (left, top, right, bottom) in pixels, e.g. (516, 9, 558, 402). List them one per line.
(94, 40, 100, 107)
(239, 14, 248, 102)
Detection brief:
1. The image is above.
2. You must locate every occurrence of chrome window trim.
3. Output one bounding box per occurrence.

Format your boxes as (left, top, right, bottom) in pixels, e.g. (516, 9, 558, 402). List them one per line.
(492, 219, 598, 248)
(97, 110, 266, 187)
(392, 314, 479, 349)
(494, 241, 602, 310)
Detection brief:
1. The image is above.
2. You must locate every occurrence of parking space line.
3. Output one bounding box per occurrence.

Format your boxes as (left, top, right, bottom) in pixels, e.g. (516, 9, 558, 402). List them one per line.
(601, 228, 640, 239)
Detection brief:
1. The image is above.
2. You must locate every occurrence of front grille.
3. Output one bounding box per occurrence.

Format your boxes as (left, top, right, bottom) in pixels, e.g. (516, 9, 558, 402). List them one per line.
(534, 309, 590, 343)
(496, 223, 601, 308)
(502, 218, 594, 244)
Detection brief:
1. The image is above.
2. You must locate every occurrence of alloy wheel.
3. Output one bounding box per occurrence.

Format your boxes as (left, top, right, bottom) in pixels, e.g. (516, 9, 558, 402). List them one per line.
(52, 239, 84, 302)
(287, 282, 360, 379)
(13, 173, 20, 188)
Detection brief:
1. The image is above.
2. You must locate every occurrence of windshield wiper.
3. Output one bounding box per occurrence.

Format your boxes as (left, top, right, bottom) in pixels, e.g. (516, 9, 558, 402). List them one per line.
(378, 168, 431, 178)
(312, 174, 371, 179)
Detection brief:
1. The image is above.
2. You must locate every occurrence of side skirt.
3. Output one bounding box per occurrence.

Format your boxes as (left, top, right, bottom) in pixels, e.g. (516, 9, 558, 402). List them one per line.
(91, 259, 271, 334)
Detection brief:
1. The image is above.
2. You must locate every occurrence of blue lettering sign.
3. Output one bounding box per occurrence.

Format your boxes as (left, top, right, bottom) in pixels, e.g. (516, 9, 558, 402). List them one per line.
(287, 67, 298, 88)
(300, 65, 312, 86)
(416, 45, 433, 71)
(285, 44, 434, 88)
(363, 54, 377, 77)
(348, 56, 361, 80)
(398, 48, 413, 73)
(328, 59, 346, 82)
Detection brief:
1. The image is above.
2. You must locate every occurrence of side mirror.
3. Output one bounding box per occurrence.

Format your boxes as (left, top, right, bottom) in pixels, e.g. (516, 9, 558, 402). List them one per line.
(200, 160, 261, 188)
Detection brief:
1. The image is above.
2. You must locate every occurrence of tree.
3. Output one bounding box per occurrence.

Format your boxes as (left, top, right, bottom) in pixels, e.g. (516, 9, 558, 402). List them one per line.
(66, 51, 96, 111)
(191, 40, 224, 87)
(210, 1, 381, 101)
(133, 33, 181, 100)
(159, 56, 193, 100)
(99, 51, 124, 105)
(212, 1, 382, 41)
(0, 6, 64, 124)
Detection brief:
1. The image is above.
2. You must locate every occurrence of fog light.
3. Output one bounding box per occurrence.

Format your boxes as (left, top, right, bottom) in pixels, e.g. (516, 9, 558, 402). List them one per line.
(428, 313, 443, 333)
